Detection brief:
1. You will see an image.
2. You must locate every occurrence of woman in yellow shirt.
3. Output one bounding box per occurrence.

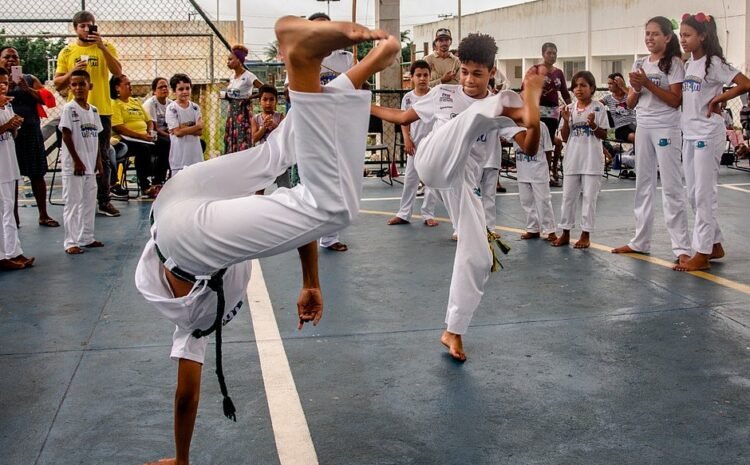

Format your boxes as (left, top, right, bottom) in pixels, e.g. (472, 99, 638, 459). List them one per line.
(110, 74, 159, 198)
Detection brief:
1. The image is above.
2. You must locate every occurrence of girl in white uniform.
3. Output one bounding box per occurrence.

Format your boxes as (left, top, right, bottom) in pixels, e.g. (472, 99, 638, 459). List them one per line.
(372, 33, 544, 361)
(612, 16, 691, 263)
(387, 60, 440, 226)
(0, 68, 33, 270)
(515, 124, 557, 241)
(674, 13, 750, 271)
(137, 19, 399, 465)
(166, 73, 204, 175)
(552, 71, 610, 249)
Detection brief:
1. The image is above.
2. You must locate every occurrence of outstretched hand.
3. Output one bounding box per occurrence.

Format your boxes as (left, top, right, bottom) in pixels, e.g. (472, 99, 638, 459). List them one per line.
(521, 65, 547, 103)
(297, 287, 323, 330)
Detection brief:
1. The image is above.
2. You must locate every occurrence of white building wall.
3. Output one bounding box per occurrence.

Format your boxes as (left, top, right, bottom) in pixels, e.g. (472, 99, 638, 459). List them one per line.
(414, 0, 747, 89)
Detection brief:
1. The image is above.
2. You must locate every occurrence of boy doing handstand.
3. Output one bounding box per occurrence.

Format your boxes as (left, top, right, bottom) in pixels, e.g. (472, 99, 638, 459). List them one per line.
(138, 17, 400, 465)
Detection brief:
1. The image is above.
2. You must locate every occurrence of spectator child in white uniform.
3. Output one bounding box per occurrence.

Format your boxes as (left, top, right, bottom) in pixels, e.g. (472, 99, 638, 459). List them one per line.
(552, 71, 609, 249)
(674, 12, 750, 272)
(611, 16, 691, 263)
(137, 18, 399, 465)
(372, 33, 544, 362)
(386, 60, 441, 227)
(60, 70, 104, 254)
(166, 73, 204, 175)
(515, 124, 557, 241)
(0, 68, 33, 270)
(479, 127, 523, 234)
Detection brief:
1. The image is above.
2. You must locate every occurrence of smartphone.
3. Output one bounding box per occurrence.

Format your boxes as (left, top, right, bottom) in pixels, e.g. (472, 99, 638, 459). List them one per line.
(10, 65, 22, 83)
(87, 24, 98, 41)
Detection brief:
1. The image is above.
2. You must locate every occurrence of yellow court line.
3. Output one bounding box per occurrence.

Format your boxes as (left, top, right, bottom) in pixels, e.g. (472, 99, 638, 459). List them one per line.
(359, 209, 750, 296)
(720, 184, 750, 194)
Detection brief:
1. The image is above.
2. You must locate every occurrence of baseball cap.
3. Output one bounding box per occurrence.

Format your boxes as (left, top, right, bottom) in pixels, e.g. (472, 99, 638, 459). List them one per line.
(435, 28, 452, 40)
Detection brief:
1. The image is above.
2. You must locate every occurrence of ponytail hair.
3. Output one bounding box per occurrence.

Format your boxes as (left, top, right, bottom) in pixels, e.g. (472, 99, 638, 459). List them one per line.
(646, 16, 681, 75)
(681, 13, 727, 75)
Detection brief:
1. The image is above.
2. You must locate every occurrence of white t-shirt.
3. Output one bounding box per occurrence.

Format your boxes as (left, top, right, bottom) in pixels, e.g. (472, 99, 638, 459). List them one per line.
(563, 100, 609, 175)
(0, 104, 21, 183)
(633, 56, 684, 129)
(143, 96, 173, 132)
(681, 55, 740, 139)
(414, 84, 522, 184)
(320, 50, 354, 85)
(400, 90, 432, 146)
(58, 101, 103, 176)
(166, 101, 203, 171)
(515, 124, 553, 183)
(227, 70, 258, 99)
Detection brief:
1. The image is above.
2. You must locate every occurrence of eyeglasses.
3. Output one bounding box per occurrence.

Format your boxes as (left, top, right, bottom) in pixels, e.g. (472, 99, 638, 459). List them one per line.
(682, 12, 711, 23)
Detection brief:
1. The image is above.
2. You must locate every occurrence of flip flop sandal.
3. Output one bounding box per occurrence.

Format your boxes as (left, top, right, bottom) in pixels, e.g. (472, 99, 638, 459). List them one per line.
(387, 217, 410, 225)
(38, 218, 60, 227)
(83, 240, 104, 248)
(326, 242, 348, 252)
(65, 247, 85, 254)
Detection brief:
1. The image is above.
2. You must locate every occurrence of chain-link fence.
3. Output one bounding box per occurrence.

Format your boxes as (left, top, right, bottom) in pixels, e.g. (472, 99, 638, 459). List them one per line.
(1, 0, 240, 160)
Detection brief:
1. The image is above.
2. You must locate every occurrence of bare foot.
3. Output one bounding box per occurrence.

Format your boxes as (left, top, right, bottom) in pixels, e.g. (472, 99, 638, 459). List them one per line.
(520, 232, 540, 240)
(545, 232, 558, 242)
(611, 244, 637, 254)
(423, 218, 439, 227)
(142, 459, 176, 465)
(574, 232, 590, 249)
(676, 254, 690, 266)
(65, 246, 84, 255)
(440, 330, 467, 362)
(711, 243, 725, 260)
(551, 231, 570, 247)
(387, 216, 409, 225)
(673, 253, 711, 272)
(275, 16, 387, 65)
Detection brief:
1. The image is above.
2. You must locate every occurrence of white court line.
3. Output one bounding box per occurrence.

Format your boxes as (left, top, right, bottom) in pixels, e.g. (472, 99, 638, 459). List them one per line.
(360, 182, 750, 202)
(247, 260, 319, 465)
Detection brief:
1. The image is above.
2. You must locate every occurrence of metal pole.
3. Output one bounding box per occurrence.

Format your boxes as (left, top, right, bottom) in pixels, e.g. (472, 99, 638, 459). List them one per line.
(236, 0, 241, 43)
(457, 0, 461, 42)
(352, 0, 358, 63)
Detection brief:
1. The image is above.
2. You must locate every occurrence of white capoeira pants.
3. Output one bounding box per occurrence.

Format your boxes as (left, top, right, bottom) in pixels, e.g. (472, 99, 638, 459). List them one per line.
(480, 167, 499, 230)
(415, 91, 521, 335)
(62, 174, 97, 250)
(682, 133, 725, 255)
(395, 153, 438, 221)
(558, 174, 601, 232)
(319, 232, 342, 248)
(135, 75, 370, 362)
(0, 180, 22, 259)
(518, 181, 556, 234)
(628, 127, 690, 257)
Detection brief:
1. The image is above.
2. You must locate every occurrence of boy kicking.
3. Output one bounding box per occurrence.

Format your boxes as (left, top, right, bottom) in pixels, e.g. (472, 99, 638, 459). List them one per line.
(138, 17, 399, 465)
(372, 33, 544, 361)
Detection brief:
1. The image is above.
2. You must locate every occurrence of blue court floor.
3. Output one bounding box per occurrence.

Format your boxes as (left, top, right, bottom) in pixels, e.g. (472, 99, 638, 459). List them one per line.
(2, 167, 750, 465)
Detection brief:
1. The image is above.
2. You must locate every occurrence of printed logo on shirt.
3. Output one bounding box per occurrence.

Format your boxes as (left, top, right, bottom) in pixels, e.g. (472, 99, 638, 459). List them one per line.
(476, 133, 487, 143)
(222, 300, 243, 326)
(683, 76, 702, 92)
(81, 123, 99, 138)
(647, 74, 662, 87)
(515, 149, 539, 163)
(404, 97, 411, 106)
(79, 55, 100, 67)
(439, 92, 454, 103)
(571, 121, 595, 137)
(0, 132, 11, 142)
(70, 109, 80, 122)
(450, 113, 458, 119)
(320, 72, 337, 85)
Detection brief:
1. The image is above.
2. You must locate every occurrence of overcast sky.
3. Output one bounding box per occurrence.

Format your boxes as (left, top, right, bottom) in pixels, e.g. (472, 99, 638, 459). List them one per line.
(195, 0, 531, 59)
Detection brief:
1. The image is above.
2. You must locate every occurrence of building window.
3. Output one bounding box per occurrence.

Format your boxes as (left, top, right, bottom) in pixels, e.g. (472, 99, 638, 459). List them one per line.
(514, 65, 522, 79)
(602, 59, 624, 77)
(563, 59, 586, 78)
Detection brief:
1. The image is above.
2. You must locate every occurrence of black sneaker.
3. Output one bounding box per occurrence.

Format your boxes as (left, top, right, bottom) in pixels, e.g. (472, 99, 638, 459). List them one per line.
(97, 202, 121, 217)
(110, 185, 129, 201)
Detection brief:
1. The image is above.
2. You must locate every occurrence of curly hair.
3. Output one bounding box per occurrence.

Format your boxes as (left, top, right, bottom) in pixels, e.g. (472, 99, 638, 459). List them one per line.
(457, 33, 497, 70)
(681, 13, 727, 75)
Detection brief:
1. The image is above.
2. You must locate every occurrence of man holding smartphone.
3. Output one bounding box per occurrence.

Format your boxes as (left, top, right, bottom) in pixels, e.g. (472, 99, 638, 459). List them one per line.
(54, 10, 122, 217)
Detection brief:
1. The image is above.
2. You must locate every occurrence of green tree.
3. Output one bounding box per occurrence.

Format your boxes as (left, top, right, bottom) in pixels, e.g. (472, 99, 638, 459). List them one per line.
(0, 31, 66, 81)
(264, 40, 280, 62)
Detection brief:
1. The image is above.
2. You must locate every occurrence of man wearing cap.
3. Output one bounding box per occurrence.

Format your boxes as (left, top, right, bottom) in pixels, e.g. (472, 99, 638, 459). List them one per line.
(425, 28, 461, 87)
